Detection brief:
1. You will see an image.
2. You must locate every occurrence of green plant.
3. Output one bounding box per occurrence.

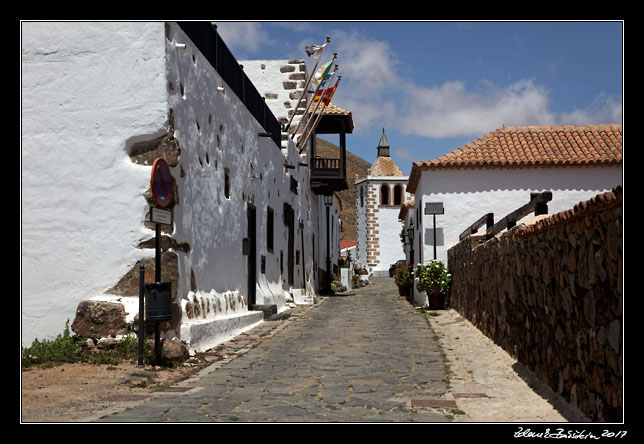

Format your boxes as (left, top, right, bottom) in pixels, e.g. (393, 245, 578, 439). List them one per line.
(21, 320, 80, 367)
(22, 321, 163, 368)
(415, 260, 451, 294)
(394, 265, 413, 287)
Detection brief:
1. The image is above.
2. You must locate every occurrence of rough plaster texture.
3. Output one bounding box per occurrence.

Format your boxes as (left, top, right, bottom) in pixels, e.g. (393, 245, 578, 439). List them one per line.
(21, 22, 168, 346)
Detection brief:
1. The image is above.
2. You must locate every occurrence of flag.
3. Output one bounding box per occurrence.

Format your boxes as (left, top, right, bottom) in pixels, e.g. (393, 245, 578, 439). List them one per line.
(305, 42, 327, 60)
(312, 58, 333, 85)
(321, 79, 339, 105)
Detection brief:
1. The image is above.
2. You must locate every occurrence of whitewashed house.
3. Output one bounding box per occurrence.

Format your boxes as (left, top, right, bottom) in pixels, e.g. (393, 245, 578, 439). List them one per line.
(21, 21, 349, 353)
(355, 129, 412, 276)
(404, 124, 623, 275)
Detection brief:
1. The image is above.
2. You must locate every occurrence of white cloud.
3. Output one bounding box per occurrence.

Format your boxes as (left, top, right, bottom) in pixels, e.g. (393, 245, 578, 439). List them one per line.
(395, 78, 557, 138)
(332, 30, 400, 95)
(213, 22, 272, 53)
(559, 93, 622, 125)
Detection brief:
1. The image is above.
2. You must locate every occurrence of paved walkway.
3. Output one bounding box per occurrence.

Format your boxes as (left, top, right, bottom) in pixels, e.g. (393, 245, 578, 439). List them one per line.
(95, 277, 588, 423)
(97, 278, 453, 422)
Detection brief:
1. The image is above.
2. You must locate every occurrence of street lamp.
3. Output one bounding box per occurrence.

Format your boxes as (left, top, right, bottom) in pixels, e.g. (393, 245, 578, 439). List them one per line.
(324, 194, 333, 293)
(407, 224, 415, 300)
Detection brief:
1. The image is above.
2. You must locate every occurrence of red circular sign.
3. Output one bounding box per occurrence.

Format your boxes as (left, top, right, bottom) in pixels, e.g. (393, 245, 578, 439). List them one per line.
(151, 158, 173, 207)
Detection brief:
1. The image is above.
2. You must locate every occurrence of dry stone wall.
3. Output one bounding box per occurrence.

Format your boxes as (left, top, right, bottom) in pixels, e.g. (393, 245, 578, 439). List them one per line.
(447, 186, 622, 422)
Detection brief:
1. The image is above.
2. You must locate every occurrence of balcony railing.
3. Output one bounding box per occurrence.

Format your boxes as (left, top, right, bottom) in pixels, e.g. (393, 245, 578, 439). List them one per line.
(177, 22, 282, 148)
(311, 157, 340, 170)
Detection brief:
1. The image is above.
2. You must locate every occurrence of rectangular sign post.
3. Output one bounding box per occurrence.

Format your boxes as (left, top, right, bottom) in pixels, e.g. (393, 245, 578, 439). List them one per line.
(425, 202, 444, 260)
(149, 206, 173, 363)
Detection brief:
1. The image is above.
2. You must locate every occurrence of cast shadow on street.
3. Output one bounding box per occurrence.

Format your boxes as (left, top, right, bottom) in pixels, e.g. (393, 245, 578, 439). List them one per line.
(511, 361, 590, 422)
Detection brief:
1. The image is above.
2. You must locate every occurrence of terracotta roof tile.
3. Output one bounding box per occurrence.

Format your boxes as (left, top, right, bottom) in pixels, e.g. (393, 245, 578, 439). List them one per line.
(398, 200, 416, 220)
(340, 239, 356, 250)
(408, 124, 622, 193)
(370, 156, 406, 177)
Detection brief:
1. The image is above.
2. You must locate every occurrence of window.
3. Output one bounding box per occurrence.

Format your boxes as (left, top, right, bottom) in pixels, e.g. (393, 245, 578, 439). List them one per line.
(224, 168, 231, 199)
(360, 186, 364, 207)
(267, 207, 274, 252)
(380, 184, 390, 205)
(393, 184, 404, 206)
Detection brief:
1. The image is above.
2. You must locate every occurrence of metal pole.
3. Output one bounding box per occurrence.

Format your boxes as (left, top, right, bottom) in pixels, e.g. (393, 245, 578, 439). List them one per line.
(137, 264, 145, 367)
(433, 214, 437, 260)
(154, 223, 161, 362)
(326, 204, 331, 293)
(155, 223, 161, 283)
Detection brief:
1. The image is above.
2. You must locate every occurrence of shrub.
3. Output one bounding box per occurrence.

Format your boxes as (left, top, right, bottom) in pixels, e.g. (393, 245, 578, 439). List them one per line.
(22, 320, 79, 367)
(415, 260, 451, 294)
(394, 265, 413, 287)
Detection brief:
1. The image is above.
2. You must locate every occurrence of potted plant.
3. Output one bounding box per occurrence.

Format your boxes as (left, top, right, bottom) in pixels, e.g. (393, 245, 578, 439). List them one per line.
(415, 260, 451, 309)
(394, 264, 413, 298)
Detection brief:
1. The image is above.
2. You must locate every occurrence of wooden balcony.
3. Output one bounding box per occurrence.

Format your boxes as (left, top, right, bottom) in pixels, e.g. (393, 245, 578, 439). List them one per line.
(309, 103, 353, 194)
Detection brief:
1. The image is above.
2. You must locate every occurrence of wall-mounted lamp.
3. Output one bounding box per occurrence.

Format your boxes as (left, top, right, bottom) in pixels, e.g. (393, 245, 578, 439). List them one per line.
(407, 226, 415, 242)
(175, 43, 186, 49)
(217, 86, 225, 92)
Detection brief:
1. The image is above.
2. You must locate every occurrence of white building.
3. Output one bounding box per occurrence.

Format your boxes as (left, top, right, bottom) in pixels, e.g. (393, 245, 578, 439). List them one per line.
(21, 22, 348, 353)
(404, 124, 623, 273)
(355, 129, 412, 276)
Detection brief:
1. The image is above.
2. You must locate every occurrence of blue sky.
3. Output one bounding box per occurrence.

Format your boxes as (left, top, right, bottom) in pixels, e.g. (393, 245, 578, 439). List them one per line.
(215, 21, 623, 175)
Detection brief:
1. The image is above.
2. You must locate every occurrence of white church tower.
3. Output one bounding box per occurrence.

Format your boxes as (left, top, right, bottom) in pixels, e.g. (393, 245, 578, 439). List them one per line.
(355, 129, 412, 276)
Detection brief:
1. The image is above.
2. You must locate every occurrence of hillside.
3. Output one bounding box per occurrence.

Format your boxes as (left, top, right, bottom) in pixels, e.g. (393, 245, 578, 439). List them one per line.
(315, 137, 371, 241)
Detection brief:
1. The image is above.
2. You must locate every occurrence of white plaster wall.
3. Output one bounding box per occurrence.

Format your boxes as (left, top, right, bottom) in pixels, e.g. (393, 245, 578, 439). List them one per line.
(355, 182, 368, 269)
(374, 207, 406, 274)
(239, 59, 307, 144)
(316, 195, 342, 276)
(166, 24, 317, 330)
(21, 22, 168, 346)
(414, 166, 623, 265)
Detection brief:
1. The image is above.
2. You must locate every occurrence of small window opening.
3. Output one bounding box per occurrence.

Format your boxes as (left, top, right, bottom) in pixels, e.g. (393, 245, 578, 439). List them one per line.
(224, 168, 231, 199)
(380, 184, 390, 205)
(393, 184, 403, 206)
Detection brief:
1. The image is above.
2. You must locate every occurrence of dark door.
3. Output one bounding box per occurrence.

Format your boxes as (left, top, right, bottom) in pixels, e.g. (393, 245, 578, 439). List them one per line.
(247, 204, 256, 306)
(287, 206, 295, 286)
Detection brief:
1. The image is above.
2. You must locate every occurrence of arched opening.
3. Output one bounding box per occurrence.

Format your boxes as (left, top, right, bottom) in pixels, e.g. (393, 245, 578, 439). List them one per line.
(393, 184, 404, 206)
(380, 184, 390, 205)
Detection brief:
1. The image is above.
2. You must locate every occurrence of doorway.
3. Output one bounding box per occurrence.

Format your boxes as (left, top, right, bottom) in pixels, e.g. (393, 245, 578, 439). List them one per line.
(247, 204, 256, 306)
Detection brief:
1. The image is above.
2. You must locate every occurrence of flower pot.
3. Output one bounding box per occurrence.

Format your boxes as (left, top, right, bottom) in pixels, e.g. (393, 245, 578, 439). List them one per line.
(397, 284, 410, 297)
(427, 291, 444, 310)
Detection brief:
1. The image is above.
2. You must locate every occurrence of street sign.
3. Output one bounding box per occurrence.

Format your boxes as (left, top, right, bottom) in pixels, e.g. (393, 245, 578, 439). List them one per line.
(151, 158, 173, 208)
(150, 206, 173, 226)
(425, 202, 444, 215)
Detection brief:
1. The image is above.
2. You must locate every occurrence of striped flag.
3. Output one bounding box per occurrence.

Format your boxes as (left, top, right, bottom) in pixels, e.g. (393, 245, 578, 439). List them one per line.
(312, 58, 333, 85)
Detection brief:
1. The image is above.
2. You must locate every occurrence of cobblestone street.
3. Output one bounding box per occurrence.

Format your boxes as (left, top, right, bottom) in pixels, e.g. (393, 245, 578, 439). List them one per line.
(97, 277, 454, 422)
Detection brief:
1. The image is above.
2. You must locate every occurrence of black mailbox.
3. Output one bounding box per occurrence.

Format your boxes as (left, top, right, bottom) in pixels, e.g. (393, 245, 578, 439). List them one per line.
(145, 282, 173, 322)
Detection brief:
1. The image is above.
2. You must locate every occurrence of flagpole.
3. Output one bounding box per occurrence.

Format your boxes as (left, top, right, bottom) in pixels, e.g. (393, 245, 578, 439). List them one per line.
(298, 77, 341, 152)
(295, 64, 338, 149)
(292, 54, 337, 138)
(284, 37, 330, 133)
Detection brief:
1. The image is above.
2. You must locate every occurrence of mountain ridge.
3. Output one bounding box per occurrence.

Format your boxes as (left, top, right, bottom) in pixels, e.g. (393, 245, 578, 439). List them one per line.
(314, 137, 371, 242)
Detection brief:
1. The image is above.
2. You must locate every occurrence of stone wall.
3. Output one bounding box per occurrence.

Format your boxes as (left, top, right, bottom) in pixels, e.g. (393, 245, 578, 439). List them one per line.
(447, 186, 622, 422)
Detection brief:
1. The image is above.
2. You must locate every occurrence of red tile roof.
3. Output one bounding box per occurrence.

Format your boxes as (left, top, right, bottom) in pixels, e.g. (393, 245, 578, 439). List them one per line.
(397, 200, 415, 220)
(408, 124, 622, 193)
(340, 239, 356, 250)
